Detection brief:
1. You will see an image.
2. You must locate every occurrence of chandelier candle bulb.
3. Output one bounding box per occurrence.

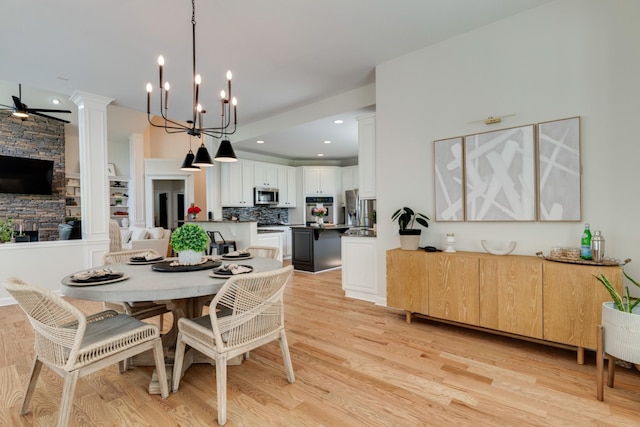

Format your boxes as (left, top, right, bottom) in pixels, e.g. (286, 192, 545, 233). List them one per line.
(146, 83, 152, 113)
(163, 82, 170, 109)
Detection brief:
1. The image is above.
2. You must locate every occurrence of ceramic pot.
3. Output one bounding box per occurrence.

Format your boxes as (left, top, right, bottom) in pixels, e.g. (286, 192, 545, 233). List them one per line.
(399, 230, 421, 250)
(601, 302, 640, 364)
(177, 249, 204, 265)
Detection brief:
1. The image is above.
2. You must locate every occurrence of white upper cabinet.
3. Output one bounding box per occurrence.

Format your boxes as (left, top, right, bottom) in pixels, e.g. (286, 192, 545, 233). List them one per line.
(342, 165, 358, 192)
(357, 114, 376, 199)
(304, 167, 338, 196)
(277, 165, 297, 207)
(221, 160, 254, 207)
(253, 162, 278, 188)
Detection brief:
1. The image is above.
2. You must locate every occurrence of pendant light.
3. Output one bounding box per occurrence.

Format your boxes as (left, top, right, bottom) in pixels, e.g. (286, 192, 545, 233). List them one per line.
(214, 139, 238, 162)
(192, 142, 214, 167)
(180, 136, 200, 171)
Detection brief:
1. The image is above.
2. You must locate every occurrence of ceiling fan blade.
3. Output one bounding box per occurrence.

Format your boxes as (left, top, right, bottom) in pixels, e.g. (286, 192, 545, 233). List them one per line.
(26, 108, 72, 114)
(29, 111, 70, 124)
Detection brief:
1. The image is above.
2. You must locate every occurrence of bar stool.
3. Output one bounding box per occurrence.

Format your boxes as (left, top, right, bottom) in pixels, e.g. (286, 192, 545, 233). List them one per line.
(207, 231, 236, 256)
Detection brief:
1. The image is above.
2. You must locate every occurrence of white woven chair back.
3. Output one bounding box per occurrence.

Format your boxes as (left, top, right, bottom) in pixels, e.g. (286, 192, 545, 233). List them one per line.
(3, 277, 86, 370)
(103, 249, 161, 265)
(244, 245, 279, 260)
(209, 265, 293, 352)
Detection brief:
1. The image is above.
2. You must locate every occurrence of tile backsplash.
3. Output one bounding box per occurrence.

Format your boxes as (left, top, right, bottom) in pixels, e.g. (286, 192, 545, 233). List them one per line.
(222, 206, 289, 224)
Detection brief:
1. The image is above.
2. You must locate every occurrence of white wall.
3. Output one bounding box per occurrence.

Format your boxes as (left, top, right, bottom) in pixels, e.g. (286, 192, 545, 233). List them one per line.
(375, 0, 640, 302)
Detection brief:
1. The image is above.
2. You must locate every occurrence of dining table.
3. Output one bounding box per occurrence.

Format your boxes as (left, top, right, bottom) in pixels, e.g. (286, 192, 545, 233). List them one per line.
(61, 255, 283, 394)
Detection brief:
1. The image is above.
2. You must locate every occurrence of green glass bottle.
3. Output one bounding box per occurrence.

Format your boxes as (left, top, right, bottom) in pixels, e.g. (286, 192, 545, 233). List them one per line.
(581, 223, 592, 260)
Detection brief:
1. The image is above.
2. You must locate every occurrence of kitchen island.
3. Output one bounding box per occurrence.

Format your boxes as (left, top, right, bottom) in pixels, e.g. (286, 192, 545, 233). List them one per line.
(291, 225, 349, 272)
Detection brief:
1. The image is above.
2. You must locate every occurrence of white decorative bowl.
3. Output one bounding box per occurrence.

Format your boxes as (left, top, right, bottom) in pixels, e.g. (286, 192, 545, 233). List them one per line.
(481, 240, 517, 256)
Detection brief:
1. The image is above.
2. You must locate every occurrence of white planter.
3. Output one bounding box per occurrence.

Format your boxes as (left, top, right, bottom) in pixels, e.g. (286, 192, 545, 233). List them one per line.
(602, 301, 640, 364)
(177, 249, 204, 265)
(399, 234, 420, 251)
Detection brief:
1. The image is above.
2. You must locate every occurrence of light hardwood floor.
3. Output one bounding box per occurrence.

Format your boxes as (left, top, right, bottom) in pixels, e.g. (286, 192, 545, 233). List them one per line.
(1, 264, 639, 426)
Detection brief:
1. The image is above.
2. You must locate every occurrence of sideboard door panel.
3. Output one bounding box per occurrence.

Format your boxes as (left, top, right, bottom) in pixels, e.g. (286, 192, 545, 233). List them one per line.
(543, 261, 622, 349)
(480, 257, 543, 338)
(428, 253, 480, 325)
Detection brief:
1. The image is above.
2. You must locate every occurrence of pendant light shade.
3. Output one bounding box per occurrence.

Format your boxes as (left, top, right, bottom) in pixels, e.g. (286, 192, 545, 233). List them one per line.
(214, 139, 238, 162)
(180, 150, 200, 171)
(192, 143, 214, 167)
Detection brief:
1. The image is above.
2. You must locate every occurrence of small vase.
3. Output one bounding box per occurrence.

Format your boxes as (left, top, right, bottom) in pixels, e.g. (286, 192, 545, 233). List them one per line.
(316, 216, 324, 225)
(177, 249, 204, 265)
(189, 213, 197, 220)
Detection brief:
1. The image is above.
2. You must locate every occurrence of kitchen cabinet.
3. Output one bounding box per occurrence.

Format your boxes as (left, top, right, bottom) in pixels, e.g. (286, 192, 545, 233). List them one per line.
(221, 160, 254, 207)
(357, 114, 376, 199)
(342, 165, 358, 192)
(341, 236, 377, 302)
(303, 166, 338, 195)
(386, 249, 623, 363)
(253, 162, 278, 188)
(277, 166, 297, 208)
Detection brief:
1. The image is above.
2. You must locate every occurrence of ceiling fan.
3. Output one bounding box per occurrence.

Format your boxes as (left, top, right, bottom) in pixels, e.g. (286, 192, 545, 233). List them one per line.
(0, 84, 72, 123)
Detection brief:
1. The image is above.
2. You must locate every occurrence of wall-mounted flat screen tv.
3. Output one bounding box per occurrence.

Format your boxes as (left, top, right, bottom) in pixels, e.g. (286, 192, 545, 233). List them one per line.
(0, 155, 54, 195)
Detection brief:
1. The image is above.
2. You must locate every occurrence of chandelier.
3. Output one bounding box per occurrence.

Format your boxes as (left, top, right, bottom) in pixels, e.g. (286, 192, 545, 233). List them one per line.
(145, 0, 238, 170)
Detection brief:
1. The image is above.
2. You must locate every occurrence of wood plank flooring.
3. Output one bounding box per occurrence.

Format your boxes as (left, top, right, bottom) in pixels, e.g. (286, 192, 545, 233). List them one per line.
(1, 263, 640, 426)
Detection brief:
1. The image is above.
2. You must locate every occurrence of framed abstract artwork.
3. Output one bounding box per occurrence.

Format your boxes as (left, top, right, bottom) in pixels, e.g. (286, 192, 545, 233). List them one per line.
(464, 125, 536, 221)
(434, 137, 464, 221)
(537, 116, 581, 221)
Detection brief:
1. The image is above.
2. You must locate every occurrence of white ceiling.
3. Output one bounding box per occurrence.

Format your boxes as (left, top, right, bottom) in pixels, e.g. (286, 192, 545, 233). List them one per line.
(0, 0, 551, 161)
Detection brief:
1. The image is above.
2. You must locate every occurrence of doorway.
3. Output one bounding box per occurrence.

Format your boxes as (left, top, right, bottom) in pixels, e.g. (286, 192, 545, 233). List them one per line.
(153, 179, 185, 229)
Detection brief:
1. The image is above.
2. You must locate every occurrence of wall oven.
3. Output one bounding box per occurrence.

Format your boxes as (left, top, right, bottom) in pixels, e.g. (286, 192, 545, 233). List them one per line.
(254, 187, 279, 205)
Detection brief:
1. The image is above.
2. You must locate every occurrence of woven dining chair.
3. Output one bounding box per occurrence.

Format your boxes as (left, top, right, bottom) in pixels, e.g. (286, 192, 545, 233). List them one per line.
(244, 245, 280, 260)
(3, 277, 169, 427)
(172, 265, 295, 426)
(102, 249, 171, 372)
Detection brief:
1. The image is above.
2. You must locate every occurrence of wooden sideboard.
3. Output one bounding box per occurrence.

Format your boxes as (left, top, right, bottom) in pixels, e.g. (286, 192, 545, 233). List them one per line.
(386, 249, 623, 364)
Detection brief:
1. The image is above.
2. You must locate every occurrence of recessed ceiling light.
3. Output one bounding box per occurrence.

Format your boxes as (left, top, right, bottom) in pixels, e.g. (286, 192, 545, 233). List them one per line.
(256, 140, 264, 144)
(323, 140, 331, 144)
(317, 154, 324, 157)
(333, 119, 343, 124)
(51, 98, 61, 105)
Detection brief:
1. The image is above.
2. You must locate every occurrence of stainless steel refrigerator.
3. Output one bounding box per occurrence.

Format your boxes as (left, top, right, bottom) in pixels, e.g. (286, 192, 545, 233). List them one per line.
(345, 189, 376, 228)
(345, 189, 359, 226)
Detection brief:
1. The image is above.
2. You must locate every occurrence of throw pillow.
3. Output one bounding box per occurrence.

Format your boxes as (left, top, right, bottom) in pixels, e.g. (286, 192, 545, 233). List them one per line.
(131, 227, 148, 241)
(148, 227, 165, 240)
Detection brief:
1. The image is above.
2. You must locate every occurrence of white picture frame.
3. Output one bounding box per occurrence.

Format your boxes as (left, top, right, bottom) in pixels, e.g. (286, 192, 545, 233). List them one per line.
(107, 163, 116, 177)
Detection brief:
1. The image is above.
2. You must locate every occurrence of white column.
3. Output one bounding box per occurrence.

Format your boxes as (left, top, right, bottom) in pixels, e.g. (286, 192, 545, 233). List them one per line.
(129, 133, 146, 228)
(70, 91, 114, 241)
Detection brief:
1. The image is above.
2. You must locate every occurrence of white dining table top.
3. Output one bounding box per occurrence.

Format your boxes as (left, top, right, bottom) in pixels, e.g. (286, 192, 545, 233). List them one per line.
(61, 257, 282, 302)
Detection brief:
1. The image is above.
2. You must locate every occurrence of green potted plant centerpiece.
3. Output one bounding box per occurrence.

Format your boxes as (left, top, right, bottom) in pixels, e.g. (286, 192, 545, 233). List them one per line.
(594, 271, 640, 399)
(170, 223, 208, 265)
(392, 207, 429, 250)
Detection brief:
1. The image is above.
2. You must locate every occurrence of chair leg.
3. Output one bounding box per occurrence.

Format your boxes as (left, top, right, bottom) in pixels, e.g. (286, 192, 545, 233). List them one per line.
(596, 325, 604, 401)
(216, 353, 228, 426)
(152, 339, 169, 398)
(279, 330, 296, 383)
(172, 332, 187, 393)
(57, 371, 80, 427)
(20, 357, 43, 415)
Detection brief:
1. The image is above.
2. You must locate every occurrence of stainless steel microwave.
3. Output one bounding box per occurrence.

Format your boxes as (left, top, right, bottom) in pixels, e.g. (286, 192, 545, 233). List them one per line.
(254, 187, 279, 205)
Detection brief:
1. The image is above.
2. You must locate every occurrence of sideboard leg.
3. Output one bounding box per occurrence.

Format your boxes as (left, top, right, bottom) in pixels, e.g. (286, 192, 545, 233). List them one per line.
(577, 346, 585, 365)
(405, 311, 412, 324)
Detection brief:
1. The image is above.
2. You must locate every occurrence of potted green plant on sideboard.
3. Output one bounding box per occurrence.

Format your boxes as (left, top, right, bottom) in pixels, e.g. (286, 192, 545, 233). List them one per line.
(391, 207, 429, 250)
(594, 271, 640, 400)
(170, 223, 208, 265)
